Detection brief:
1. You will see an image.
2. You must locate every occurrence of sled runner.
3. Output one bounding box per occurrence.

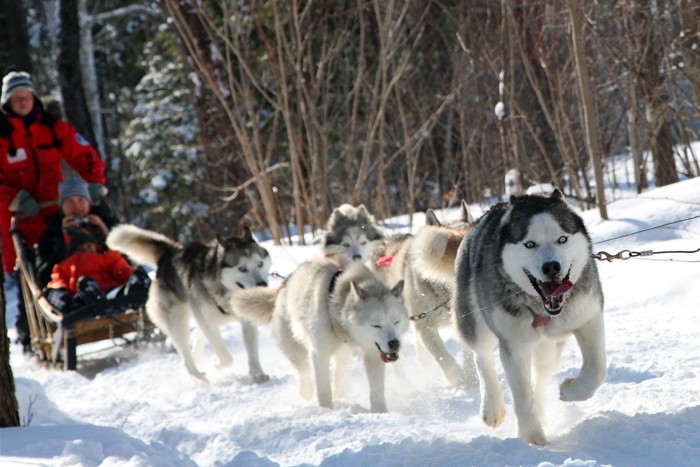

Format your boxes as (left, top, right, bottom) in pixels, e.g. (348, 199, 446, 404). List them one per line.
(11, 219, 154, 370)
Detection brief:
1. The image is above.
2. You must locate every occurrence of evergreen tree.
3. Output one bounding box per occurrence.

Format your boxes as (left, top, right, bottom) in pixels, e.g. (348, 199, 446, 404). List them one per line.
(119, 32, 206, 241)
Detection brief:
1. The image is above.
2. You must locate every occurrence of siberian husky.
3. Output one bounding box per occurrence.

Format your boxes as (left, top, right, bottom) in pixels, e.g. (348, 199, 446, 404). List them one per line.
(371, 201, 476, 387)
(107, 224, 272, 383)
(320, 204, 384, 267)
(454, 190, 606, 445)
(231, 260, 408, 413)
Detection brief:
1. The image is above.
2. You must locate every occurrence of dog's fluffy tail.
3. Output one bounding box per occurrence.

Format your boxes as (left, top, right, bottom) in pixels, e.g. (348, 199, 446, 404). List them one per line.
(230, 288, 278, 327)
(411, 226, 466, 287)
(106, 224, 181, 268)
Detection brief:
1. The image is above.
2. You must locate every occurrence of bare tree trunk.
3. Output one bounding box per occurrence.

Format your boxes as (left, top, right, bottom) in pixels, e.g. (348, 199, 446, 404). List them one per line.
(0, 273, 20, 428)
(0, 0, 32, 73)
(57, 0, 97, 146)
(567, 0, 607, 219)
(634, 1, 679, 188)
(77, 0, 107, 160)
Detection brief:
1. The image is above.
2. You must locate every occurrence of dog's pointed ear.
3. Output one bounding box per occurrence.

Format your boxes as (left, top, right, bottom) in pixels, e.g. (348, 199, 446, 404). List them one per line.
(425, 210, 441, 227)
(364, 226, 384, 241)
(460, 200, 476, 225)
(550, 189, 564, 201)
(390, 280, 404, 298)
(351, 281, 367, 301)
(216, 234, 231, 252)
(238, 224, 254, 242)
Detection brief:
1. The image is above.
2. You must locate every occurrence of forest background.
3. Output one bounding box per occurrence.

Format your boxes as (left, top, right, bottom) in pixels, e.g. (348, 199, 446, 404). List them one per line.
(3, 1, 700, 242)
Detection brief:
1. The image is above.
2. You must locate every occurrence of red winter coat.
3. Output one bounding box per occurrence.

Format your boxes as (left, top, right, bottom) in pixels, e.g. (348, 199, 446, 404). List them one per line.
(47, 249, 135, 295)
(0, 103, 106, 272)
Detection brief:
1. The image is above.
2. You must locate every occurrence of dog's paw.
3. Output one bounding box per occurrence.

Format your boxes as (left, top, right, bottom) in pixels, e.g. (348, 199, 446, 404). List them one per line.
(189, 370, 209, 384)
(370, 402, 388, 413)
(480, 397, 506, 427)
(559, 376, 595, 401)
(520, 425, 548, 446)
(252, 373, 270, 384)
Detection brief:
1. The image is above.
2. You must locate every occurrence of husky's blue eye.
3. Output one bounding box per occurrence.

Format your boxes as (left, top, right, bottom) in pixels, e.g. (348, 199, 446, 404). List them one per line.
(558, 236, 568, 244)
(342, 243, 350, 248)
(524, 241, 536, 249)
(361, 241, 367, 246)
(239, 266, 248, 273)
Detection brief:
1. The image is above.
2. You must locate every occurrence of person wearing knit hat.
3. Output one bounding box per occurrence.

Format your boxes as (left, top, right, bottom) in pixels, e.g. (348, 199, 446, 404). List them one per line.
(56, 177, 110, 242)
(36, 177, 119, 288)
(1, 71, 37, 112)
(1, 69, 109, 353)
(59, 177, 92, 207)
(0, 68, 107, 274)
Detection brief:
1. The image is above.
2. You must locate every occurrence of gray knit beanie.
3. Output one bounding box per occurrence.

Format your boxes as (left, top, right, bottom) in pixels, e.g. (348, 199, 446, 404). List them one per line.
(58, 178, 92, 207)
(1, 71, 36, 107)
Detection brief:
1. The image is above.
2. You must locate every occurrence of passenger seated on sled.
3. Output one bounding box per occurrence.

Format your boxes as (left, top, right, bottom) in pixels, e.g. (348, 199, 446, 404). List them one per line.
(43, 228, 150, 316)
(36, 177, 119, 287)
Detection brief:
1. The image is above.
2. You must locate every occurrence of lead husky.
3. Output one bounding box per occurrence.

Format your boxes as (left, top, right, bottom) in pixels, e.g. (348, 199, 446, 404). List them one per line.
(454, 190, 606, 445)
(371, 201, 476, 387)
(231, 260, 408, 413)
(320, 204, 384, 266)
(106, 224, 272, 383)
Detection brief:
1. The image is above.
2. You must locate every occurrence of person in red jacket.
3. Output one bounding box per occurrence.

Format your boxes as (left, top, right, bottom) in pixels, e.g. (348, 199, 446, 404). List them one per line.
(1, 69, 107, 349)
(44, 229, 150, 315)
(0, 70, 107, 273)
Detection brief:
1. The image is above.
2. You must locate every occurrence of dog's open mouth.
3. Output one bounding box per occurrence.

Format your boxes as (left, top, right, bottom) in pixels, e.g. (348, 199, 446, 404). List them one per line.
(375, 343, 399, 363)
(526, 269, 573, 315)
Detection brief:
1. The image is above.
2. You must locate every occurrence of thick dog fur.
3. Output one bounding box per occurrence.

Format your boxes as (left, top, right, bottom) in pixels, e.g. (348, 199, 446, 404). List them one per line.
(320, 204, 384, 267)
(454, 190, 606, 445)
(231, 261, 408, 413)
(371, 201, 476, 387)
(107, 224, 271, 383)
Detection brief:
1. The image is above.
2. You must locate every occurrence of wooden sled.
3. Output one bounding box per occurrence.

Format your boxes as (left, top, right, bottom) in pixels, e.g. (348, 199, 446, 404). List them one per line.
(11, 219, 154, 370)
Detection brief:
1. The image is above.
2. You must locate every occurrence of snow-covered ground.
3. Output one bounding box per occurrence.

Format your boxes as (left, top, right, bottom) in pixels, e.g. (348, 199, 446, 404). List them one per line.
(2, 175, 700, 466)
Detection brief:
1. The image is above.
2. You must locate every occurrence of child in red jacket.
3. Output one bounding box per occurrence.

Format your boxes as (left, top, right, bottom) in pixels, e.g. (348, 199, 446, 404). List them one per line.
(44, 228, 150, 315)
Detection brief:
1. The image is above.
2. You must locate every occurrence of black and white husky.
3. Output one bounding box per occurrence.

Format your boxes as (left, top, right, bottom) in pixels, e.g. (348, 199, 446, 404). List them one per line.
(107, 224, 271, 383)
(454, 190, 606, 445)
(320, 204, 384, 267)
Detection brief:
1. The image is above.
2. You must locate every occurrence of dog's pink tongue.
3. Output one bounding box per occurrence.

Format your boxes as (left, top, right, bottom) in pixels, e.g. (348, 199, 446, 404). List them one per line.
(380, 352, 389, 363)
(540, 280, 573, 298)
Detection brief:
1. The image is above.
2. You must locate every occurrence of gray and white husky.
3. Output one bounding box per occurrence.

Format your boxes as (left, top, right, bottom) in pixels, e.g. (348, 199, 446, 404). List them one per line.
(371, 201, 476, 387)
(320, 204, 384, 267)
(107, 224, 272, 383)
(231, 260, 408, 413)
(454, 190, 606, 445)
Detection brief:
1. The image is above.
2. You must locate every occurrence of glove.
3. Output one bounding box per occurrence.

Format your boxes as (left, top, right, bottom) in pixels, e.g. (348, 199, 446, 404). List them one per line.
(88, 183, 108, 205)
(9, 189, 40, 218)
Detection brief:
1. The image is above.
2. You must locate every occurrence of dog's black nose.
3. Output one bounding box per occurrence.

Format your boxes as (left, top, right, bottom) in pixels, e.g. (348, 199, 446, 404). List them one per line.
(256, 281, 268, 287)
(352, 254, 362, 261)
(542, 261, 561, 278)
(388, 339, 400, 351)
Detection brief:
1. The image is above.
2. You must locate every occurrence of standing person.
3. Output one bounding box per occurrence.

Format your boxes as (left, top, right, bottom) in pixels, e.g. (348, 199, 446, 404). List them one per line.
(0, 70, 107, 351)
(36, 177, 119, 287)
